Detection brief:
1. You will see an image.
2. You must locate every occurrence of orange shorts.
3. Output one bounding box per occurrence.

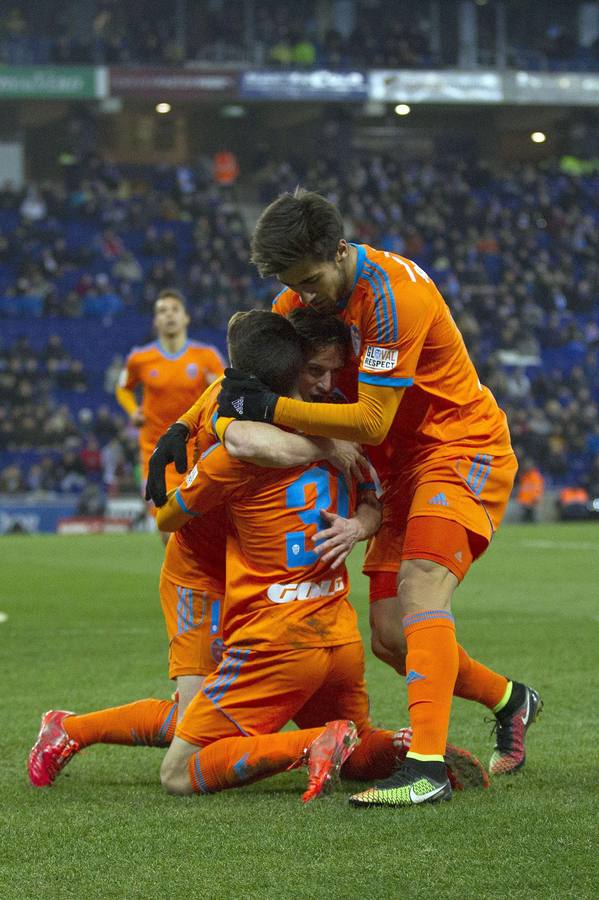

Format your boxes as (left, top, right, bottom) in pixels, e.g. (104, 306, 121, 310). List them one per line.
(159, 569, 224, 679)
(175, 641, 370, 747)
(364, 450, 517, 600)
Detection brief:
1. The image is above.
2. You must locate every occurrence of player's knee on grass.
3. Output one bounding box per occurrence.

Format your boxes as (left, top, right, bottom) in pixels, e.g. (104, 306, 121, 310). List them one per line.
(160, 737, 197, 796)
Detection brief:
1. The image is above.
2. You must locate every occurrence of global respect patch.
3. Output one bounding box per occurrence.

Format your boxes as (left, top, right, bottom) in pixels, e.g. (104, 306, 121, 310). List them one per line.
(362, 345, 399, 371)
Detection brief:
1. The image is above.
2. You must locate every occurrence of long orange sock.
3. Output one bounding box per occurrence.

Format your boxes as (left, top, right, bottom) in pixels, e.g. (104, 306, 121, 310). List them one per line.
(454, 645, 508, 709)
(342, 728, 397, 781)
(403, 610, 459, 760)
(64, 699, 177, 749)
(188, 727, 324, 794)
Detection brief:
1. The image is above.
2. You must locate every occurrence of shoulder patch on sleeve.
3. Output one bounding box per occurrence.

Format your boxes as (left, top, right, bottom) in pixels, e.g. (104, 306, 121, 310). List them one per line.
(362, 346, 399, 371)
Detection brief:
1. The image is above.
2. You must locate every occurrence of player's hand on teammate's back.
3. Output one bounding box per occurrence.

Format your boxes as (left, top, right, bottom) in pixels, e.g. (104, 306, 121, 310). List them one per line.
(313, 509, 362, 569)
(145, 422, 189, 506)
(323, 439, 370, 484)
(218, 368, 278, 423)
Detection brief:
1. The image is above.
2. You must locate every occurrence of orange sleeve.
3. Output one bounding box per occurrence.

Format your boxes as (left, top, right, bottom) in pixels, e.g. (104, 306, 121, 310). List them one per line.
(274, 381, 404, 445)
(156, 444, 251, 531)
(115, 355, 140, 416)
(177, 394, 204, 434)
(115, 385, 139, 417)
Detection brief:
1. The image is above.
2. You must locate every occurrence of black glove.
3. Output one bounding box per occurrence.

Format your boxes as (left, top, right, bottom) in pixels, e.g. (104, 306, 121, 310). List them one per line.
(217, 368, 279, 423)
(145, 422, 189, 507)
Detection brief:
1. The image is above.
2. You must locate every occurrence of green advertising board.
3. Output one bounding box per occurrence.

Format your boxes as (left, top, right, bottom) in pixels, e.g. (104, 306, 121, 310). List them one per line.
(0, 66, 107, 99)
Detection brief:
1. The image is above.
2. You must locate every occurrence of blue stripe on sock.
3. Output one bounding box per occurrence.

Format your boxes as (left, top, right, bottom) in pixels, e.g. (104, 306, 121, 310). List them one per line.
(402, 609, 455, 629)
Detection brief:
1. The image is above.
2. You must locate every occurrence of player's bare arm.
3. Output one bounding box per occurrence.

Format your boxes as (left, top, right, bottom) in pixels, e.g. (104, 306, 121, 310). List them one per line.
(313, 489, 382, 569)
(222, 419, 368, 481)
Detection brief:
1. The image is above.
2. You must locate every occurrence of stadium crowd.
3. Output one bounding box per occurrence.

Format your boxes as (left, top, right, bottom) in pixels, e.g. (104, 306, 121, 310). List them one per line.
(1, 0, 599, 71)
(1, 144, 598, 502)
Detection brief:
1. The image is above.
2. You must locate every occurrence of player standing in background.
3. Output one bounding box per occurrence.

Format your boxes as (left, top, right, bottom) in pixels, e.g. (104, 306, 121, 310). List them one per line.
(214, 189, 542, 808)
(116, 288, 225, 539)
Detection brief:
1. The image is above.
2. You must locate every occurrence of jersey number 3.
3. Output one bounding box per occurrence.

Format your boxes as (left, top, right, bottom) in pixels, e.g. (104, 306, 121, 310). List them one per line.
(285, 467, 349, 568)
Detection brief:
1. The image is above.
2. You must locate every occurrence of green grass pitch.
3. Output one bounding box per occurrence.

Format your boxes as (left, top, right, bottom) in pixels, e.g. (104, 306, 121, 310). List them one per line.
(1, 524, 598, 899)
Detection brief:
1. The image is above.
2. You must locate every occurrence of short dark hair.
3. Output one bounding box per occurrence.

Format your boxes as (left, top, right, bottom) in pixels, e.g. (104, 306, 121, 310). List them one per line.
(251, 188, 345, 278)
(156, 288, 186, 308)
(287, 308, 350, 362)
(227, 310, 303, 396)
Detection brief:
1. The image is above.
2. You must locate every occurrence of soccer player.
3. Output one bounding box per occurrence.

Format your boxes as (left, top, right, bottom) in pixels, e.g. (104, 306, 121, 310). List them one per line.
(213, 190, 542, 808)
(116, 288, 225, 538)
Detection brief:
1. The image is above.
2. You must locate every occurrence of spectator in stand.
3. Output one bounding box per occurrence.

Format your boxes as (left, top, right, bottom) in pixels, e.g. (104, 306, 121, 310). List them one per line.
(516, 459, 545, 523)
(0, 463, 25, 492)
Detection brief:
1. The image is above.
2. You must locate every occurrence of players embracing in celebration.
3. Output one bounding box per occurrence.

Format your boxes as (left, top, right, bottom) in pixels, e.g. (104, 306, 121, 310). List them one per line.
(211, 189, 543, 809)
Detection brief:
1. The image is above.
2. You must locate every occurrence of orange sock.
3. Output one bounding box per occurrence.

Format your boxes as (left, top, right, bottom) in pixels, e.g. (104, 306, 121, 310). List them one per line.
(188, 727, 324, 794)
(64, 699, 177, 749)
(454, 645, 508, 710)
(342, 727, 397, 781)
(403, 610, 459, 760)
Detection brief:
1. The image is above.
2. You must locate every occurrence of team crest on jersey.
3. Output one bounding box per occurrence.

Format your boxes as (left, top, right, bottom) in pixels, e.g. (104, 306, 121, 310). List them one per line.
(350, 323, 361, 357)
(185, 464, 198, 487)
(362, 345, 399, 371)
(186, 363, 199, 379)
(149, 368, 159, 378)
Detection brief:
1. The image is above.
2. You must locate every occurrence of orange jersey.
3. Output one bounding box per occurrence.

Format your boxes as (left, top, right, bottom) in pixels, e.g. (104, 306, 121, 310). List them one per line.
(273, 244, 512, 477)
(162, 378, 227, 593)
(119, 340, 225, 455)
(172, 448, 361, 651)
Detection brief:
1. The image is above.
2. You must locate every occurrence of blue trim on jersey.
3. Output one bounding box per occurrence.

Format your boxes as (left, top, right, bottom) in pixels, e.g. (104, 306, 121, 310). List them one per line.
(358, 373, 414, 387)
(349, 243, 367, 292)
(271, 288, 287, 308)
(157, 340, 190, 361)
(210, 411, 219, 438)
(200, 441, 221, 460)
(175, 489, 200, 517)
(362, 264, 390, 341)
(360, 269, 389, 342)
(367, 260, 399, 342)
(336, 243, 367, 311)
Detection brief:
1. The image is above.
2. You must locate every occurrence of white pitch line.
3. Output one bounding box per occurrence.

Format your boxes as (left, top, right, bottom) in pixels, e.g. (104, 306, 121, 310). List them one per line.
(521, 539, 598, 551)
(0, 612, 8, 624)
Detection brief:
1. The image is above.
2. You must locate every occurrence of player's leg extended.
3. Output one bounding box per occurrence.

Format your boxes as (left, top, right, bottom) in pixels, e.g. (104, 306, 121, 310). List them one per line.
(28, 699, 178, 787)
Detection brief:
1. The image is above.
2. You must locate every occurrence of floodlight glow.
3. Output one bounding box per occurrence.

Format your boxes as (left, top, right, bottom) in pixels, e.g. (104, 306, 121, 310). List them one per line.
(156, 102, 171, 114)
(394, 104, 411, 116)
(531, 131, 546, 143)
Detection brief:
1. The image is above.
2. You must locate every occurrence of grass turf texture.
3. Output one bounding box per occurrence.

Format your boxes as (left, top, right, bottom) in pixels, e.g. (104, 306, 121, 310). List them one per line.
(1, 524, 597, 899)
